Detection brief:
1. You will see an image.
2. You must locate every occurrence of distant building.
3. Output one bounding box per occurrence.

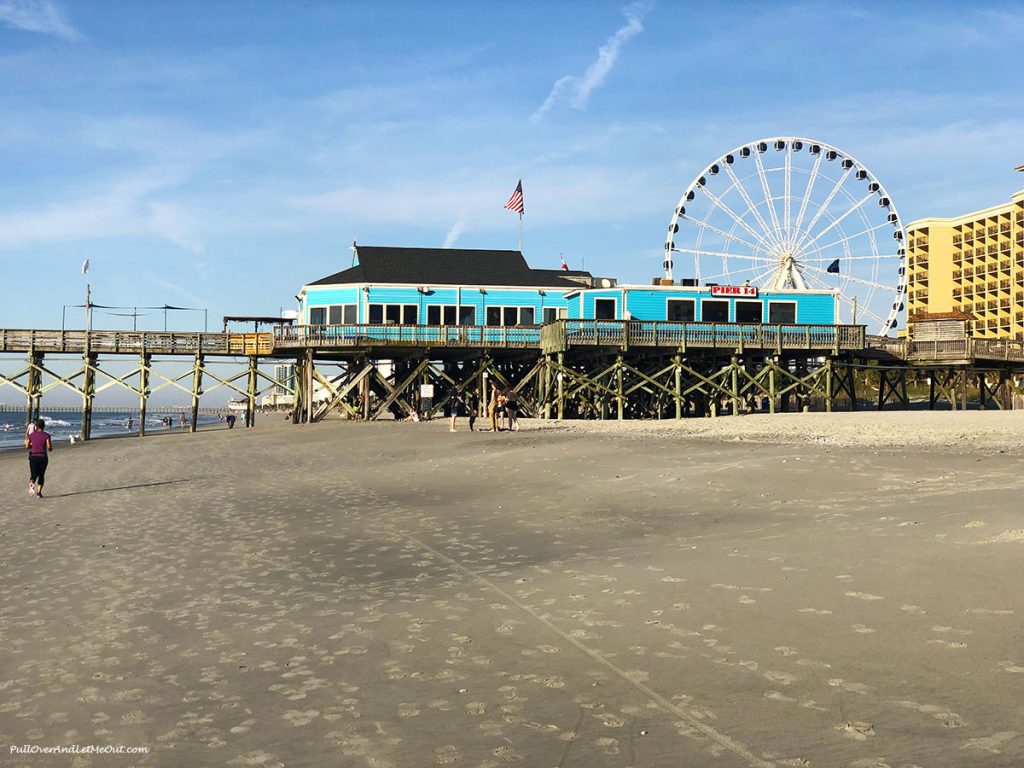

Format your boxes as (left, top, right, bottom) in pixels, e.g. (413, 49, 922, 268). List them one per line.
(907, 189, 1024, 338)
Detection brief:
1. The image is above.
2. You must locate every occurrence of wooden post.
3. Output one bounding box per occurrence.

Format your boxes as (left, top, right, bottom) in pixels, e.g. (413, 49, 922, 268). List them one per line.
(769, 358, 777, 414)
(825, 357, 833, 413)
(305, 349, 315, 424)
(26, 352, 43, 426)
(730, 356, 740, 416)
(246, 355, 258, 427)
(928, 371, 936, 410)
(542, 355, 552, 419)
(81, 353, 97, 441)
(139, 352, 150, 437)
(556, 352, 564, 420)
(616, 354, 624, 420)
(674, 354, 682, 419)
(363, 358, 373, 421)
(190, 352, 204, 433)
(960, 369, 968, 411)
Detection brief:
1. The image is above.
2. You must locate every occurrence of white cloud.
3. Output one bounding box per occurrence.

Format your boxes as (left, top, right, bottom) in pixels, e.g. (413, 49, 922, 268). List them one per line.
(532, 1, 650, 122)
(442, 219, 464, 248)
(0, 0, 79, 40)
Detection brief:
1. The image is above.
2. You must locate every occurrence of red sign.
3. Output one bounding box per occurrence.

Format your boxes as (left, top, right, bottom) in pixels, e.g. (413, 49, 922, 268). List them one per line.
(710, 285, 758, 297)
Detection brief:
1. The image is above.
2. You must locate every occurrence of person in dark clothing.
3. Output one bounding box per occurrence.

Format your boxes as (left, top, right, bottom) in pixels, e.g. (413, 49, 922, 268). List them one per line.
(464, 390, 479, 432)
(25, 418, 52, 499)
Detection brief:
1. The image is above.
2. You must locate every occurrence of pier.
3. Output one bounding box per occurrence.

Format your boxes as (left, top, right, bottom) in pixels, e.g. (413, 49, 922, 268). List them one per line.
(3, 321, 1024, 439)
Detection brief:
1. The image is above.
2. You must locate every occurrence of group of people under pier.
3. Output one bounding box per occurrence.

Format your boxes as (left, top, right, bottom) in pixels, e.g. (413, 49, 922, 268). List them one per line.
(439, 384, 520, 432)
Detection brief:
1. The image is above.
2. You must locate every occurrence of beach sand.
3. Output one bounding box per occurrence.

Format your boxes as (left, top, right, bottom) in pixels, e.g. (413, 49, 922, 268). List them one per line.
(2, 413, 1023, 767)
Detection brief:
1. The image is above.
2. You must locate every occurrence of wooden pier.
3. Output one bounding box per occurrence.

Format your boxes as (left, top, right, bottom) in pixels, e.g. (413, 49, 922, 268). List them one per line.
(3, 321, 1024, 438)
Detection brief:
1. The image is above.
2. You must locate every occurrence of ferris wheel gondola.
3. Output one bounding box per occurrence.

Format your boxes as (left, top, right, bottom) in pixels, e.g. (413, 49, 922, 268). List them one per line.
(664, 137, 907, 335)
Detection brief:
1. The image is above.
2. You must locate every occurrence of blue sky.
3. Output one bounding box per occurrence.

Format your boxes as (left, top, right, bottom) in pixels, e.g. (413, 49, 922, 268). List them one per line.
(1, 0, 1023, 332)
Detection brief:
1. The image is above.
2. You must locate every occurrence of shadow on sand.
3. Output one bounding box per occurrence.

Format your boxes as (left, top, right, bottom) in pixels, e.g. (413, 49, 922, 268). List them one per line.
(48, 479, 190, 498)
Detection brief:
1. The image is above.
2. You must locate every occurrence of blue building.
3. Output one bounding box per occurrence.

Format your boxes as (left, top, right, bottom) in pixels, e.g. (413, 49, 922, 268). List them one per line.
(300, 246, 592, 327)
(299, 245, 838, 329)
(565, 284, 837, 324)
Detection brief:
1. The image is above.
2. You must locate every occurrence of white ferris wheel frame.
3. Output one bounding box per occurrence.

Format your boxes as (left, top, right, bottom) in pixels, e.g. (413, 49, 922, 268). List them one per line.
(663, 136, 908, 335)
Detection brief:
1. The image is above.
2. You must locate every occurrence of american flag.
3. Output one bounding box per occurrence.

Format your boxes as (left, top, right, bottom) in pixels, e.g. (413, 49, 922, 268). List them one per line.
(560, 253, 568, 271)
(504, 180, 524, 215)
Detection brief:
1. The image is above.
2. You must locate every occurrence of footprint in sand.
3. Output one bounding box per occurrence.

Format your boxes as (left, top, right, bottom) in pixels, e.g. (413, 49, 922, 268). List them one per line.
(835, 721, 875, 740)
(851, 624, 876, 634)
(798, 608, 832, 615)
(900, 605, 927, 615)
(961, 731, 1019, 754)
(845, 591, 884, 601)
(998, 661, 1024, 674)
(828, 679, 869, 695)
(963, 521, 987, 528)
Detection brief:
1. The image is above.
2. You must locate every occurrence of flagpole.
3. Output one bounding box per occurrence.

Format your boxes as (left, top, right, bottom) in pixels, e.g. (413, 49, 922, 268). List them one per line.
(86, 283, 92, 333)
(518, 212, 523, 253)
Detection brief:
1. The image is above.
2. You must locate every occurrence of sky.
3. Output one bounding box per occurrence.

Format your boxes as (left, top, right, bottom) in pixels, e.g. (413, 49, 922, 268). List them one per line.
(1, 0, 1023, 333)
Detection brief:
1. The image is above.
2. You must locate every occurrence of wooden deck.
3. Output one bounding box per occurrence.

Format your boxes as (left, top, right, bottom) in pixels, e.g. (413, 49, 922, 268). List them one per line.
(864, 335, 1024, 365)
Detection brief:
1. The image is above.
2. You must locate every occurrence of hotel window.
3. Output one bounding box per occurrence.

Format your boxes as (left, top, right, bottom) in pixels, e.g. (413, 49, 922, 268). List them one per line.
(594, 298, 617, 320)
(328, 304, 357, 324)
(768, 301, 797, 324)
(368, 304, 418, 325)
(667, 299, 696, 321)
(701, 299, 729, 322)
(542, 307, 567, 323)
(734, 300, 763, 323)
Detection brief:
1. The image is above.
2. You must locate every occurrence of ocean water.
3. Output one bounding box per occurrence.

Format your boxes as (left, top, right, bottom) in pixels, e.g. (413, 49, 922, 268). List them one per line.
(0, 409, 222, 451)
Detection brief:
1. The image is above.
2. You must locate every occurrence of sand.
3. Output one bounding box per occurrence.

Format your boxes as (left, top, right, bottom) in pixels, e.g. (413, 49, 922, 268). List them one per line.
(2, 413, 1024, 767)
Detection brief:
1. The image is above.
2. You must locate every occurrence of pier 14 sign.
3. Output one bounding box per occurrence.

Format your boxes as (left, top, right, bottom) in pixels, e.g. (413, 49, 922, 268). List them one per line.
(710, 285, 759, 297)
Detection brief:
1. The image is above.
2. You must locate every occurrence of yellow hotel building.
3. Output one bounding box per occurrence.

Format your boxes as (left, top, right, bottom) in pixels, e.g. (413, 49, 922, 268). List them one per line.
(907, 188, 1024, 338)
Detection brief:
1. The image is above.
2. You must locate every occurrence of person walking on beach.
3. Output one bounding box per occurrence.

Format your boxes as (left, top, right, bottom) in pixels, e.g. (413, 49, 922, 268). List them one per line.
(465, 390, 479, 432)
(180, 413, 187, 430)
(126, 416, 133, 431)
(448, 386, 463, 432)
(25, 418, 52, 499)
(226, 413, 236, 429)
(505, 387, 519, 432)
(488, 385, 500, 432)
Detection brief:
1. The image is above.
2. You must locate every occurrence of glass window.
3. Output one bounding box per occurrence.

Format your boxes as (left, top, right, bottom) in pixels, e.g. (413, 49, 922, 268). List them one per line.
(595, 298, 616, 320)
(701, 300, 729, 322)
(519, 307, 535, 325)
(486, 307, 501, 326)
(769, 302, 797, 324)
(427, 306, 441, 325)
(667, 299, 695, 322)
(403, 305, 418, 324)
(443, 306, 457, 325)
(309, 307, 326, 325)
(459, 306, 477, 325)
(735, 300, 763, 323)
(385, 305, 401, 324)
(543, 307, 559, 323)
(343, 305, 357, 324)
(328, 305, 343, 324)
(368, 304, 383, 324)
(502, 307, 518, 326)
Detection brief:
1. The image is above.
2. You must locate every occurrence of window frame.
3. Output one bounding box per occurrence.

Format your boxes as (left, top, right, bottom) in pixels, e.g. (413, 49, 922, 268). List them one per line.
(666, 298, 696, 322)
(734, 300, 764, 324)
(594, 297, 617, 320)
(767, 300, 798, 324)
(700, 298, 730, 323)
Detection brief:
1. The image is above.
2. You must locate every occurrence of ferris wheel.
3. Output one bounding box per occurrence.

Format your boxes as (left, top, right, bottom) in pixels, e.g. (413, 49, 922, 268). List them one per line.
(664, 137, 907, 335)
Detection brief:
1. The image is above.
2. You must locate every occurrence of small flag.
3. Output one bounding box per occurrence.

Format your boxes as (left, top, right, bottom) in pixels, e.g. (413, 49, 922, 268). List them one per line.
(826, 258, 839, 274)
(82, 259, 90, 274)
(560, 253, 568, 271)
(504, 180, 524, 215)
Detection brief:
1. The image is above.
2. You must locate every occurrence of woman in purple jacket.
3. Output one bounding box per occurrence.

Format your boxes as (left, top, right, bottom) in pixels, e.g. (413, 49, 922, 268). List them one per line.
(25, 419, 52, 498)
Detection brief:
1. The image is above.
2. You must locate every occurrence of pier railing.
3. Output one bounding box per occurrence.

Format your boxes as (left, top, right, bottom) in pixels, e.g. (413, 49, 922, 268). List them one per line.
(0, 329, 272, 355)
(273, 324, 543, 349)
(541, 320, 865, 354)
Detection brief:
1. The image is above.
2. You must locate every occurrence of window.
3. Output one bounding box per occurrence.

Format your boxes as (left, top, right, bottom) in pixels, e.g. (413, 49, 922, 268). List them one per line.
(327, 304, 357, 324)
(734, 300, 763, 323)
(309, 307, 326, 325)
(344, 305, 357, 324)
(426, 305, 459, 325)
(667, 299, 695, 322)
(595, 298, 616, 320)
(701, 299, 729, 322)
(459, 306, 477, 325)
(486, 306, 536, 326)
(768, 302, 797, 324)
(542, 307, 567, 323)
(369, 304, 418, 325)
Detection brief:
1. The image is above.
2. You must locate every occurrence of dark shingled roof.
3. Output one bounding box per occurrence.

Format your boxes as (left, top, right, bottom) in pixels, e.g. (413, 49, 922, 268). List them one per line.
(309, 246, 590, 289)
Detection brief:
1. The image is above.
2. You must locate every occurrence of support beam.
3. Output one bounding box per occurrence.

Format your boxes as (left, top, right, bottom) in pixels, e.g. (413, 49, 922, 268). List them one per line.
(139, 352, 151, 437)
(190, 352, 204, 433)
